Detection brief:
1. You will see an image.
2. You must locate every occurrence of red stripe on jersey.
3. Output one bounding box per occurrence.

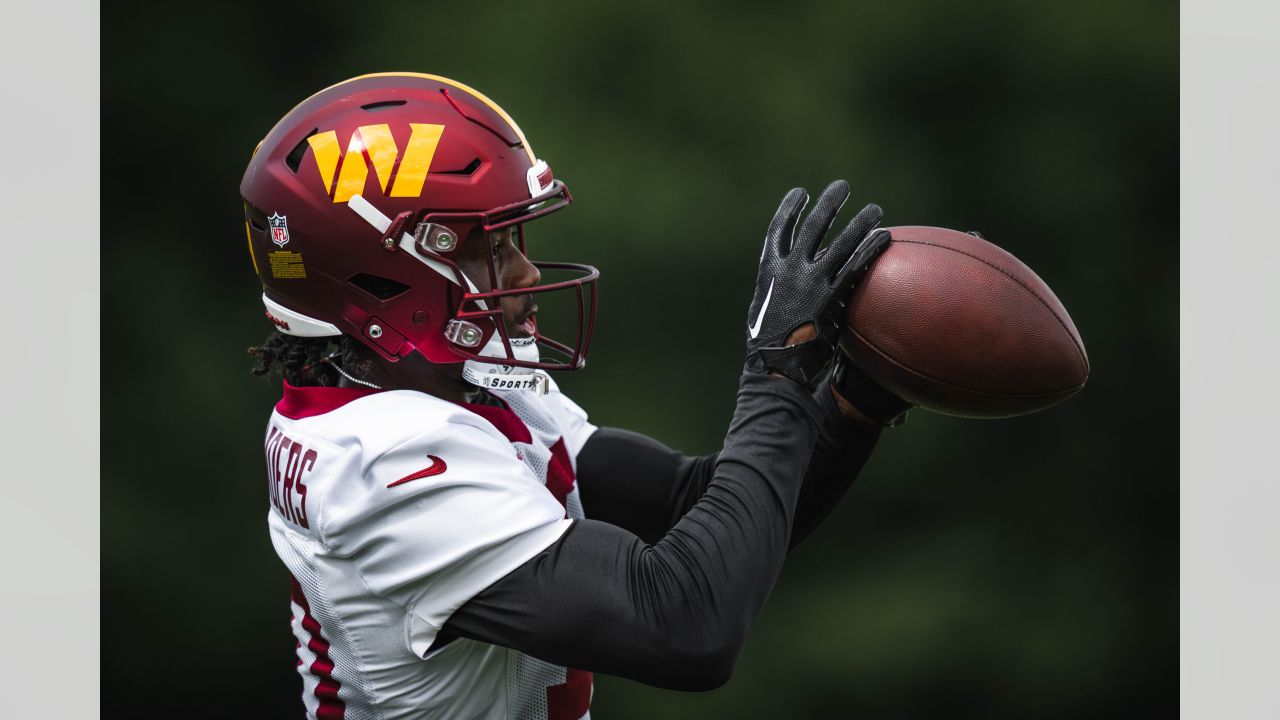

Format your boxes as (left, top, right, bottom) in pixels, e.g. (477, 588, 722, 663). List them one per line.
(277, 381, 383, 420)
(291, 575, 346, 719)
(315, 679, 342, 699)
(547, 668, 593, 720)
(461, 402, 534, 444)
(546, 438, 575, 510)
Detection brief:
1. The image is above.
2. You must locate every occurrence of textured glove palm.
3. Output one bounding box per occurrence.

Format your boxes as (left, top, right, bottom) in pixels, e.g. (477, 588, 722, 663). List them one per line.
(745, 180, 890, 387)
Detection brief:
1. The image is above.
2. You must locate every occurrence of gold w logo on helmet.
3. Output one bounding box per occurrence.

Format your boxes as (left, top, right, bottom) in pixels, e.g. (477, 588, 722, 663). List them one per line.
(307, 124, 445, 203)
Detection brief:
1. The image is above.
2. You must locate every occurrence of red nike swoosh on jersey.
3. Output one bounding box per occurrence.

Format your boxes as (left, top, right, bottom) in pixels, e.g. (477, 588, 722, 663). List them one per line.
(387, 455, 447, 488)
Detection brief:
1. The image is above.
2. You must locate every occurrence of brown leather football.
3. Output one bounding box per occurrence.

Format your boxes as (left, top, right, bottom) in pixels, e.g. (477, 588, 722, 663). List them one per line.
(842, 226, 1089, 418)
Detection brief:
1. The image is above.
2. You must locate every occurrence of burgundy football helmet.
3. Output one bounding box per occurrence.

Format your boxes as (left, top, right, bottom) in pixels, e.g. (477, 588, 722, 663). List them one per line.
(241, 73, 598, 376)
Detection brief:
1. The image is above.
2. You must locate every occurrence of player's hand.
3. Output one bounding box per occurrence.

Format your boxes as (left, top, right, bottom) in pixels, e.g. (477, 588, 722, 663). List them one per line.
(745, 180, 890, 387)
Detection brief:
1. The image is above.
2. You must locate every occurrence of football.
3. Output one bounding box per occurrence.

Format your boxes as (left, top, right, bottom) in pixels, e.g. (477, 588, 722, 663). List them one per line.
(842, 226, 1089, 418)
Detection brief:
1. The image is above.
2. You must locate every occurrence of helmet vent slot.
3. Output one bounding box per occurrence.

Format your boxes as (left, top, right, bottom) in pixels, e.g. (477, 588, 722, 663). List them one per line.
(285, 128, 319, 173)
(362, 100, 407, 112)
(348, 273, 411, 301)
(249, 217, 267, 232)
(436, 158, 482, 176)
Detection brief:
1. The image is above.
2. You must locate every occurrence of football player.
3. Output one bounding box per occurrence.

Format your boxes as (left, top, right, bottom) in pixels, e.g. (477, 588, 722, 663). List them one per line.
(244, 73, 911, 720)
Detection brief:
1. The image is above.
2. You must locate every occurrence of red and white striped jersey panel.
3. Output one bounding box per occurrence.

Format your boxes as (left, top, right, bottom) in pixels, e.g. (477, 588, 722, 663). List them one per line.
(290, 575, 348, 720)
(264, 380, 597, 719)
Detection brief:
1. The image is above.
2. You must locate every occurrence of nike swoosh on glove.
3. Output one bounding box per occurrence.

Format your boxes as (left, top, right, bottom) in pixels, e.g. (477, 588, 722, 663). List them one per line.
(744, 179, 891, 387)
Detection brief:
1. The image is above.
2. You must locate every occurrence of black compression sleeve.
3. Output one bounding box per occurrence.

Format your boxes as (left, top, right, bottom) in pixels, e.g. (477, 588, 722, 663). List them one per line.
(573, 428, 718, 544)
(789, 377, 882, 548)
(574, 374, 881, 549)
(441, 374, 821, 690)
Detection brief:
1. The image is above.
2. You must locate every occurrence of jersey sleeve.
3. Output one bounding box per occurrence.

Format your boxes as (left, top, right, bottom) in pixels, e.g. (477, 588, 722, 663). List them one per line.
(321, 416, 572, 657)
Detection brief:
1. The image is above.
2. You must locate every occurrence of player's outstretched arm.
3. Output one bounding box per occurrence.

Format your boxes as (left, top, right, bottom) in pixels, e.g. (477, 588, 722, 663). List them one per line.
(443, 182, 891, 688)
(573, 374, 885, 549)
(444, 372, 820, 689)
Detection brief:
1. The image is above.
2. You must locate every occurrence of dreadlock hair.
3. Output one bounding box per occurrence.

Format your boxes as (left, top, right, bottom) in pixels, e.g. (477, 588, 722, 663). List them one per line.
(247, 331, 375, 387)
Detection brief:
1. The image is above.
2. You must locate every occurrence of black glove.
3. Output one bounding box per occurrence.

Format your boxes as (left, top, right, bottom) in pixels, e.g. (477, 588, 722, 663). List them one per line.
(745, 180, 891, 387)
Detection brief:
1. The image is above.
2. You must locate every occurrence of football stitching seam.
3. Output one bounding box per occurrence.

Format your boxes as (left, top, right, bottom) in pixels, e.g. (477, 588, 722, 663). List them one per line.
(849, 324, 1087, 398)
(893, 238, 1089, 372)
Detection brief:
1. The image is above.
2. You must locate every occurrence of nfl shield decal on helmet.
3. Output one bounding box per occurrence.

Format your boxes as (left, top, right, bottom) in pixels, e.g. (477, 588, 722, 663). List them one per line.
(269, 213, 291, 247)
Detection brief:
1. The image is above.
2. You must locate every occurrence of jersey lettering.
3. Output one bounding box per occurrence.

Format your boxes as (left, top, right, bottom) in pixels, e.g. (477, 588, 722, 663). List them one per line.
(265, 424, 316, 529)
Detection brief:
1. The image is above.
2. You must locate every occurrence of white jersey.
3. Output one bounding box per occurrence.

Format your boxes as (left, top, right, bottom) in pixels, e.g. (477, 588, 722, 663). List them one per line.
(263, 377, 598, 720)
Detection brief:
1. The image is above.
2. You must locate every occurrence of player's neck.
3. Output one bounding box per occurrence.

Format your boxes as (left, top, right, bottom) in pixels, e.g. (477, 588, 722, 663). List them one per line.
(336, 348, 473, 403)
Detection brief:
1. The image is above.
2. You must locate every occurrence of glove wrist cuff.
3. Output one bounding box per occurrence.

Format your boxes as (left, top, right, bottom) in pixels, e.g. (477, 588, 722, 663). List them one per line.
(752, 340, 832, 388)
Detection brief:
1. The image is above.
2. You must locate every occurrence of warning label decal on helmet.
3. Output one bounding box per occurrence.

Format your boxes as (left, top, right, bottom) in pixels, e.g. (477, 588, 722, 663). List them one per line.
(269, 251, 307, 279)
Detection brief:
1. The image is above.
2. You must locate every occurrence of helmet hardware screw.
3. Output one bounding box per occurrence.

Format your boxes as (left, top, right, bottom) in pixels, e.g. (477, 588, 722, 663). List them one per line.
(460, 327, 480, 345)
(434, 233, 455, 251)
(383, 237, 396, 250)
(369, 324, 384, 339)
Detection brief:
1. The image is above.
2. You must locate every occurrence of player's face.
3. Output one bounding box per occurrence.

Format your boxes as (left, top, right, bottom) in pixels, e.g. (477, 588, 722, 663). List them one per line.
(458, 226, 541, 339)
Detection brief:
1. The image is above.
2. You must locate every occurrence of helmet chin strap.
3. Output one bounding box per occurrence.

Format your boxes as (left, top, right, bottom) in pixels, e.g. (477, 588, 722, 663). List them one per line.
(462, 334, 549, 395)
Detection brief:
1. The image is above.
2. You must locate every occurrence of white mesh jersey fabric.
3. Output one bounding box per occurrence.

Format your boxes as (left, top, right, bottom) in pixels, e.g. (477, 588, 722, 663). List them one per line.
(274, 520, 382, 720)
(507, 655, 566, 720)
(489, 375, 598, 469)
(490, 376, 596, 720)
(263, 383, 597, 719)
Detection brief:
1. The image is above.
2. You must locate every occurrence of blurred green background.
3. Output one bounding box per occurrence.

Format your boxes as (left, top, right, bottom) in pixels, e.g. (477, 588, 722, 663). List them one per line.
(103, 0, 1176, 716)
